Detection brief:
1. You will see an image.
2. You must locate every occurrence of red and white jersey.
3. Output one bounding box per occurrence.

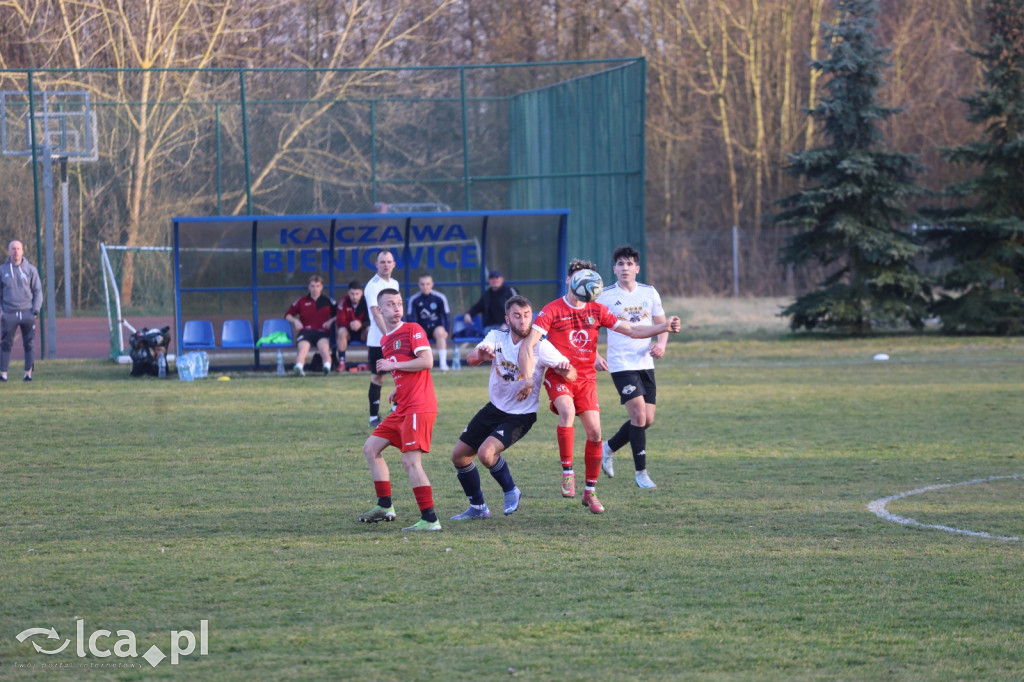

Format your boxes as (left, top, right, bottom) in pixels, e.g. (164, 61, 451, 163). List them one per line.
(533, 296, 620, 383)
(285, 294, 335, 331)
(597, 282, 665, 372)
(476, 329, 570, 414)
(380, 321, 437, 415)
(364, 273, 397, 346)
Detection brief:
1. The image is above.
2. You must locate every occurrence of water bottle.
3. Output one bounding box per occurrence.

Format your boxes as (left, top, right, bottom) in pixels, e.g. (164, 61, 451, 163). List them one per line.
(197, 351, 209, 378)
(157, 352, 167, 378)
(178, 353, 195, 382)
(452, 344, 461, 370)
(276, 349, 286, 375)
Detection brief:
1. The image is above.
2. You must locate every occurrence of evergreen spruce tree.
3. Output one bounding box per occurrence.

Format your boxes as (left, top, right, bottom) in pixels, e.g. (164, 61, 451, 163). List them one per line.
(775, 0, 929, 334)
(925, 0, 1024, 335)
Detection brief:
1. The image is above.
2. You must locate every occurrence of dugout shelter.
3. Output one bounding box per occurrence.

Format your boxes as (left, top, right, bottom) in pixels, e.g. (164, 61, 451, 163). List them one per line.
(173, 209, 568, 369)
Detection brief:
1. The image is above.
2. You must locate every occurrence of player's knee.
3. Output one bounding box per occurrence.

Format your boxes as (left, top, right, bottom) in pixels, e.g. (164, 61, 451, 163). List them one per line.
(400, 452, 422, 474)
(477, 448, 499, 469)
(435, 327, 447, 342)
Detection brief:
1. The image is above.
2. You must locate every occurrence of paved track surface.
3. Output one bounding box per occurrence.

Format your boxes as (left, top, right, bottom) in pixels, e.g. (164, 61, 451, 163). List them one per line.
(5, 316, 173, 361)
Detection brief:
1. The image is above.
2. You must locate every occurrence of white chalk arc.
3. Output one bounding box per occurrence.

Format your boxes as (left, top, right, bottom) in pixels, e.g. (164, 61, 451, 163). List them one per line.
(868, 474, 1023, 542)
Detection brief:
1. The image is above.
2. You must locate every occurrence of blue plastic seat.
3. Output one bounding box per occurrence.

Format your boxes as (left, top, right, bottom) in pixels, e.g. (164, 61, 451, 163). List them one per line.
(181, 320, 216, 350)
(452, 315, 484, 340)
(221, 319, 255, 349)
(259, 318, 294, 348)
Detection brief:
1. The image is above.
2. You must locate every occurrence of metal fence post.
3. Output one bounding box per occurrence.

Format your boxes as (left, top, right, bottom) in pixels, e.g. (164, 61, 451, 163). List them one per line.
(732, 225, 740, 298)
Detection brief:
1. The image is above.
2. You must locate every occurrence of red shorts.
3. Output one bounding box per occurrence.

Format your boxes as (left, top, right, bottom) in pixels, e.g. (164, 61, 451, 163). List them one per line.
(544, 371, 600, 414)
(373, 411, 436, 453)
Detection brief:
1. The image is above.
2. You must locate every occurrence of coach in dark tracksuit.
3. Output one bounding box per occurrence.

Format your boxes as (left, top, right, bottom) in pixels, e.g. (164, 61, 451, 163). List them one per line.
(0, 240, 44, 382)
(463, 270, 518, 333)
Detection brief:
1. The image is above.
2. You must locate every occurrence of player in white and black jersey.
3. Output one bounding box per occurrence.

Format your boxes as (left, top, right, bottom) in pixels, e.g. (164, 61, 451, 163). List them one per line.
(595, 245, 668, 489)
(449, 295, 576, 520)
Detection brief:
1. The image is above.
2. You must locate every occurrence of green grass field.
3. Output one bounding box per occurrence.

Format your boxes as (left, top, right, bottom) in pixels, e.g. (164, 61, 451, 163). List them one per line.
(2, 327, 1023, 680)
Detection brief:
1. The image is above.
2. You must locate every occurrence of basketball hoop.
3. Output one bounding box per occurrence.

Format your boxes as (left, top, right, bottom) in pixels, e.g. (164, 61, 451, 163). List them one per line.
(0, 90, 99, 357)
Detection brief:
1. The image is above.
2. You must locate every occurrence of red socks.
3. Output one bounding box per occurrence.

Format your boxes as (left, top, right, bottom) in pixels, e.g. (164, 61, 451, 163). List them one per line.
(557, 426, 575, 469)
(412, 485, 434, 512)
(584, 439, 602, 488)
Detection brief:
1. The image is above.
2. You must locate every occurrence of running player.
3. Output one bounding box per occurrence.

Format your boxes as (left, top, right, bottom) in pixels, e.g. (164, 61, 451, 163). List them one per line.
(357, 288, 441, 531)
(595, 245, 668, 489)
(449, 295, 576, 521)
(517, 259, 681, 513)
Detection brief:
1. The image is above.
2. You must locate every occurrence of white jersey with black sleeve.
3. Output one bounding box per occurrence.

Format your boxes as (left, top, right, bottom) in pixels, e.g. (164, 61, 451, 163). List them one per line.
(597, 281, 665, 372)
(477, 328, 569, 415)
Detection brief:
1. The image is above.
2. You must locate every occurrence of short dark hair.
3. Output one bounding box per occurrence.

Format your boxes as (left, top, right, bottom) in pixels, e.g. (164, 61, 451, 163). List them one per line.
(504, 294, 533, 314)
(612, 245, 640, 264)
(347, 280, 363, 290)
(567, 258, 598, 276)
(376, 287, 401, 305)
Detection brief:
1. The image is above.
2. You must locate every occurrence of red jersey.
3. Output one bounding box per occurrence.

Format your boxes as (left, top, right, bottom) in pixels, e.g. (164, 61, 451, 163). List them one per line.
(533, 296, 620, 382)
(336, 295, 369, 329)
(380, 321, 437, 415)
(286, 294, 335, 331)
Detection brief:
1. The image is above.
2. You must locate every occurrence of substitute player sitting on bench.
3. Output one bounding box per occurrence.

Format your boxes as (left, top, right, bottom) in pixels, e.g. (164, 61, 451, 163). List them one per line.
(407, 273, 451, 371)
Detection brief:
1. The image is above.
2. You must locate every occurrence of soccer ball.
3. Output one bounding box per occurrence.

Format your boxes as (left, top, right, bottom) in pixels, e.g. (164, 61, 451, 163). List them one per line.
(569, 268, 604, 302)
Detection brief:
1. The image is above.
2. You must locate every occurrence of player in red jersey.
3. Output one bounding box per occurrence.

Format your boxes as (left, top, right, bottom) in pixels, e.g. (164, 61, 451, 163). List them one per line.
(518, 259, 681, 513)
(357, 288, 442, 531)
(284, 274, 335, 376)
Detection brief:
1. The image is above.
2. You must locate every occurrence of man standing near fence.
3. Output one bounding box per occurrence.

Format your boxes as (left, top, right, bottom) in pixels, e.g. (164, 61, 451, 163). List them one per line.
(365, 249, 398, 427)
(596, 245, 668, 489)
(0, 240, 43, 382)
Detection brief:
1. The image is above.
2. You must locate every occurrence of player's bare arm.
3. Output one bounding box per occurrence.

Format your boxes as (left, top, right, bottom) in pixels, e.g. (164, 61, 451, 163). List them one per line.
(376, 348, 434, 374)
(514, 327, 543, 401)
(614, 315, 681, 339)
(467, 345, 495, 365)
(370, 305, 387, 335)
(550, 360, 577, 383)
(650, 314, 669, 358)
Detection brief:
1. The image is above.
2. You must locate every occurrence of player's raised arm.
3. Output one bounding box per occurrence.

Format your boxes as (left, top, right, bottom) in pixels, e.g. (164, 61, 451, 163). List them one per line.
(515, 327, 543, 401)
(613, 315, 681, 339)
(467, 342, 495, 366)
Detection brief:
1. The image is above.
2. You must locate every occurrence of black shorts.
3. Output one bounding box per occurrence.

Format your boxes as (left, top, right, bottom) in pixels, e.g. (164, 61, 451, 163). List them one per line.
(611, 369, 657, 405)
(421, 324, 444, 339)
(368, 345, 387, 375)
(296, 329, 329, 345)
(458, 402, 537, 451)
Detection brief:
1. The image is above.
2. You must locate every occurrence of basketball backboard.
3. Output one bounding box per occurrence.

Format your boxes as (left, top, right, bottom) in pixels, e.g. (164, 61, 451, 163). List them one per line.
(1, 90, 97, 162)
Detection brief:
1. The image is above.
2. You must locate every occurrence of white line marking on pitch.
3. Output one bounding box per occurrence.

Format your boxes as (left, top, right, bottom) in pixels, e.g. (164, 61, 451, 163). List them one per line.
(868, 474, 1023, 541)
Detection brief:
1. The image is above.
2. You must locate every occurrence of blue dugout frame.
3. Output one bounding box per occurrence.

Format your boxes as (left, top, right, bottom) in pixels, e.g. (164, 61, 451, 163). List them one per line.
(172, 209, 569, 369)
